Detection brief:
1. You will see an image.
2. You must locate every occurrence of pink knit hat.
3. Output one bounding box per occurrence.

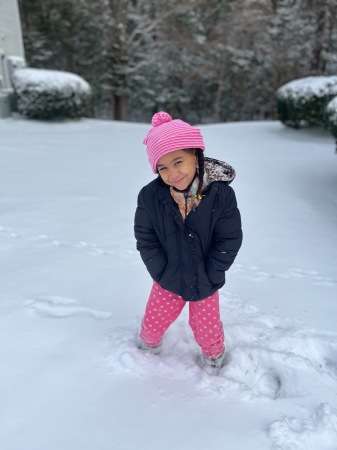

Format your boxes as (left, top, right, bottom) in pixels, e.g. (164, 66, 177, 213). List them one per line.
(143, 111, 205, 173)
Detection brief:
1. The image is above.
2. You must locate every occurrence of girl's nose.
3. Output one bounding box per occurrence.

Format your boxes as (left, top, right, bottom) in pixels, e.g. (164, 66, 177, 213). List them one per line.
(169, 167, 179, 180)
(167, 166, 179, 179)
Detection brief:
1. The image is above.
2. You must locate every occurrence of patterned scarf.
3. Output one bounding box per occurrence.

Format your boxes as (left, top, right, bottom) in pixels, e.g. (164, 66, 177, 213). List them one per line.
(170, 175, 206, 220)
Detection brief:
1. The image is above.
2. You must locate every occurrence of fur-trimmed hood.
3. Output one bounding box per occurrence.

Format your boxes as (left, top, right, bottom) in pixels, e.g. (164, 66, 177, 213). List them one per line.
(204, 157, 236, 185)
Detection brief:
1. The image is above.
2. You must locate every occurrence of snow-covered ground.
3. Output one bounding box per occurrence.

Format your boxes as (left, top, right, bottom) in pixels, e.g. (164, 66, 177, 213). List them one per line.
(1, 117, 337, 450)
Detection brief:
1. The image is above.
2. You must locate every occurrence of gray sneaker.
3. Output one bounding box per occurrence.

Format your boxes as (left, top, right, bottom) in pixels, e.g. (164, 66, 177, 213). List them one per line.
(201, 352, 225, 375)
(136, 337, 162, 355)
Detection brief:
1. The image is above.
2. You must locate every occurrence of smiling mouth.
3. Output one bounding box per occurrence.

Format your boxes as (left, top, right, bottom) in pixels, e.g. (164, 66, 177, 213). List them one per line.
(171, 177, 185, 185)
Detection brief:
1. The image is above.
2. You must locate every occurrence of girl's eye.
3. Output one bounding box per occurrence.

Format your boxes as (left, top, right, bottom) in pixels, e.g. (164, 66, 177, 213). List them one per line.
(158, 167, 167, 172)
(175, 160, 182, 166)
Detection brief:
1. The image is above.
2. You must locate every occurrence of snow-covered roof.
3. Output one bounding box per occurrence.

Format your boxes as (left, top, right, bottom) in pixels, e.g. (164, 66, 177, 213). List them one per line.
(13, 68, 91, 93)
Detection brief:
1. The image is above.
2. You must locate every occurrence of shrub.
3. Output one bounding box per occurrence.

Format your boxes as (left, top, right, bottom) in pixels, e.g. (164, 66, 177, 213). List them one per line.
(325, 97, 337, 141)
(12, 68, 92, 120)
(276, 76, 337, 128)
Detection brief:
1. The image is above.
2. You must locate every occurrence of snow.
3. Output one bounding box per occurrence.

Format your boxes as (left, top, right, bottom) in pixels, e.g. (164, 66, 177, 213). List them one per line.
(13, 68, 91, 93)
(327, 97, 337, 123)
(1, 117, 337, 450)
(269, 403, 337, 450)
(276, 75, 337, 100)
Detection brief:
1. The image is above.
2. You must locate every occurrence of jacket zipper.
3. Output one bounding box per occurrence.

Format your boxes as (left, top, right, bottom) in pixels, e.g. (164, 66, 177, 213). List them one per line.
(177, 229, 184, 296)
(184, 192, 188, 219)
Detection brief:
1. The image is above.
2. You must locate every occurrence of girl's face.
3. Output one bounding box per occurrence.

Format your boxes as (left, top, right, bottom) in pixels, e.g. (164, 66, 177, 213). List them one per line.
(157, 149, 197, 190)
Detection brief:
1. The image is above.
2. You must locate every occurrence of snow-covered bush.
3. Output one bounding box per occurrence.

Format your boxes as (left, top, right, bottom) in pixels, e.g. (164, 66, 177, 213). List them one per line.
(325, 97, 337, 141)
(12, 68, 92, 120)
(276, 76, 337, 128)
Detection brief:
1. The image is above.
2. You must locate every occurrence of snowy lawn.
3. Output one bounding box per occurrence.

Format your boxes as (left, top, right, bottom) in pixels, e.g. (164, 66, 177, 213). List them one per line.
(1, 117, 337, 450)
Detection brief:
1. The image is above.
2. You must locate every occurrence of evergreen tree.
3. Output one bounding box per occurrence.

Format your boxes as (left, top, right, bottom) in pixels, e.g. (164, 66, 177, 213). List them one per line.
(18, 0, 337, 122)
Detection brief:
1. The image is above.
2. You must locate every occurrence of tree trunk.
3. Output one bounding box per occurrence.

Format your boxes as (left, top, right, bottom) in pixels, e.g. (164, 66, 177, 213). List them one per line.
(114, 95, 128, 121)
(213, 60, 226, 122)
(311, 5, 326, 73)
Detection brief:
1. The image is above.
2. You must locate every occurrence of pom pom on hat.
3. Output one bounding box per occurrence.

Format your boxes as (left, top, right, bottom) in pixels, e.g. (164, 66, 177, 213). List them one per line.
(151, 111, 172, 127)
(143, 111, 205, 173)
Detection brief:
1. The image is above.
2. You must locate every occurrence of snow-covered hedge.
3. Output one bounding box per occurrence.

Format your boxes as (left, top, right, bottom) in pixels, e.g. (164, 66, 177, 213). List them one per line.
(276, 76, 337, 128)
(12, 68, 92, 120)
(325, 97, 337, 140)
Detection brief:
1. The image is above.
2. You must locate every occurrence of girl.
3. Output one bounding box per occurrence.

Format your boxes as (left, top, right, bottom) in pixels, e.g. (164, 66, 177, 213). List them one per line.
(134, 112, 242, 374)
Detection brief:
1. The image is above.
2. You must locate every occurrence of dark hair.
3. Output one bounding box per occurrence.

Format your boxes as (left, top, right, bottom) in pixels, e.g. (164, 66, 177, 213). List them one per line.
(184, 148, 205, 198)
(196, 148, 205, 197)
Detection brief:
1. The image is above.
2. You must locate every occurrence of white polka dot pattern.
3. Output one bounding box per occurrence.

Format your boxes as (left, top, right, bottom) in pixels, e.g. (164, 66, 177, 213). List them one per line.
(140, 282, 224, 358)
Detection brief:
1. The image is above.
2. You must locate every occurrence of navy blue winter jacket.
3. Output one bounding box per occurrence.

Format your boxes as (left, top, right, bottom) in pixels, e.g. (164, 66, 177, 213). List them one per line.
(134, 159, 242, 301)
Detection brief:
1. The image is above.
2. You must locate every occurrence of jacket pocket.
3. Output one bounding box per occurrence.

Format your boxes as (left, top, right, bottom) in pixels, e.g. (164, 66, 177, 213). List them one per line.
(144, 251, 167, 282)
(206, 258, 226, 284)
(196, 260, 214, 288)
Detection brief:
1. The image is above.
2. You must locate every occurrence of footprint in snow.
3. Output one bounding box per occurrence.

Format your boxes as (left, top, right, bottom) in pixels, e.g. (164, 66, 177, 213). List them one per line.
(233, 263, 337, 285)
(28, 295, 112, 319)
(269, 403, 337, 450)
(253, 369, 282, 399)
(0, 225, 21, 239)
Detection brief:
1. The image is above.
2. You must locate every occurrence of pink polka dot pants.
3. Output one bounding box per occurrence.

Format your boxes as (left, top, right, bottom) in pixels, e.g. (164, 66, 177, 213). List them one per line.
(140, 282, 225, 358)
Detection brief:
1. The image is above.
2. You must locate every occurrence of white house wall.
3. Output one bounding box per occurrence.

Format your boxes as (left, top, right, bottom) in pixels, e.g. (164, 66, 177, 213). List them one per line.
(0, 0, 25, 88)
